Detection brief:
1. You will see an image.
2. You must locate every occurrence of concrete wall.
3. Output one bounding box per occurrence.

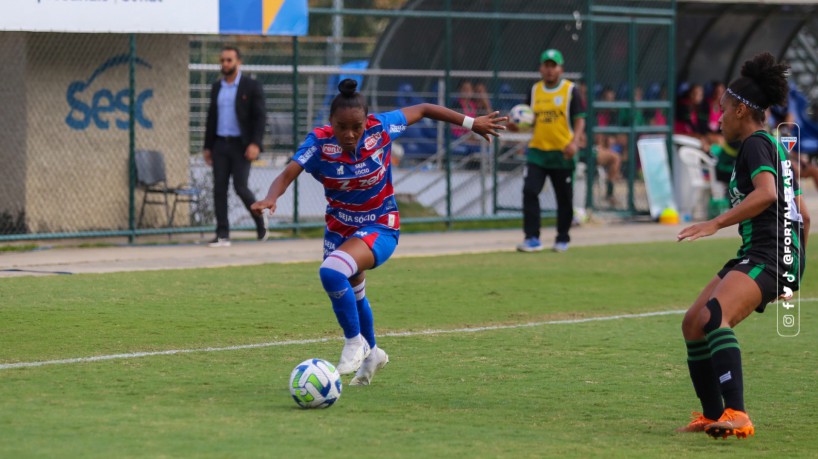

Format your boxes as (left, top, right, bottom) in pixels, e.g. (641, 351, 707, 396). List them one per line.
(0, 32, 189, 233)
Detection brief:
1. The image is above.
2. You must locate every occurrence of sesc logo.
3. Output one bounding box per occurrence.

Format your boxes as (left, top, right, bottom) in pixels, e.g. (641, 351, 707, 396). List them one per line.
(65, 54, 154, 131)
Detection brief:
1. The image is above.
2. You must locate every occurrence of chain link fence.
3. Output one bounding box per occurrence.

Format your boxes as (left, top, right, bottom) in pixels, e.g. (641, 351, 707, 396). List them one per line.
(588, 17, 673, 215)
(0, 33, 189, 238)
(0, 1, 676, 241)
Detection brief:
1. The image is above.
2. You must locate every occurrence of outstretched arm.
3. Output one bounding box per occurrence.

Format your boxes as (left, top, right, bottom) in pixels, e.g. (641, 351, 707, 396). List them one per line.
(677, 171, 777, 242)
(250, 161, 304, 216)
(400, 103, 507, 142)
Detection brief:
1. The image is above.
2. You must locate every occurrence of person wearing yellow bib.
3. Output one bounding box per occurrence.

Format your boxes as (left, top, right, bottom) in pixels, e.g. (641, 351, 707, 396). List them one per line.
(516, 49, 586, 252)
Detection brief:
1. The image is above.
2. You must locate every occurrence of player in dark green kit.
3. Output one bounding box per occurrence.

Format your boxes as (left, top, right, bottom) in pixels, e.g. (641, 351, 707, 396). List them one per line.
(675, 52, 810, 439)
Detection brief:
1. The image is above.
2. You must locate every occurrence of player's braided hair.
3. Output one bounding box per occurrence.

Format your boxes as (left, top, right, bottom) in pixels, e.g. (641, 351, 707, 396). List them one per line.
(727, 52, 789, 123)
(330, 78, 368, 117)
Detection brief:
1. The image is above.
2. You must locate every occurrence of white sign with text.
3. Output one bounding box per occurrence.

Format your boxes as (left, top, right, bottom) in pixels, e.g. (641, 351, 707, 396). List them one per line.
(0, 0, 219, 34)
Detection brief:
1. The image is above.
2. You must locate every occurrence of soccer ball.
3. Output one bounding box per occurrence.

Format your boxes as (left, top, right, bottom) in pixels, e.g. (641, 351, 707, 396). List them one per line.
(289, 358, 342, 409)
(572, 207, 589, 226)
(509, 104, 535, 129)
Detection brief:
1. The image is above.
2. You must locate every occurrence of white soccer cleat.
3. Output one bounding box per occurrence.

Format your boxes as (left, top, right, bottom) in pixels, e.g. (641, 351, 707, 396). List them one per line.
(336, 335, 371, 375)
(350, 347, 389, 386)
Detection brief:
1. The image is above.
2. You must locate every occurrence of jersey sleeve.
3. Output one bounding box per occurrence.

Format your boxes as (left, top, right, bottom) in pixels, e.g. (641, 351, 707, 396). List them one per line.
(570, 86, 586, 119)
(742, 135, 778, 179)
(291, 133, 320, 174)
(526, 83, 535, 106)
(375, 110, 409, 141)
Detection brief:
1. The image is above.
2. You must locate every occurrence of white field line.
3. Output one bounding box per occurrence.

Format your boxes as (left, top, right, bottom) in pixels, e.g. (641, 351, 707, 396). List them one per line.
(1, 309, 685, 371)
(3, 297, 816, 371)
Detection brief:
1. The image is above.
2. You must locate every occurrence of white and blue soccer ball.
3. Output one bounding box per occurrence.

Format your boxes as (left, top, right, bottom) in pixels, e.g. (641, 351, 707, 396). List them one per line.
(289, 358, 342, 409)
(509, 104, 535, 129)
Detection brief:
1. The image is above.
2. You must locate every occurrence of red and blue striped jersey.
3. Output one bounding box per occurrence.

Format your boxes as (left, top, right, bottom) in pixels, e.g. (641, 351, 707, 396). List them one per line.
(292, 110, 408, 237)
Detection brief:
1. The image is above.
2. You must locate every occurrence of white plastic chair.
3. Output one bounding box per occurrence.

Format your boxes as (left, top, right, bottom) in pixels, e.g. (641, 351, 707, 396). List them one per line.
(673, 146, 717, 220)
(672, 134, 703, 150)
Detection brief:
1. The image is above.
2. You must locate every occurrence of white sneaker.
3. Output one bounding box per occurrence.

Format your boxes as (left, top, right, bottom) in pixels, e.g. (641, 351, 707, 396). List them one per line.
(337, 335, 371, 375)
(552, 242, 569, 252)
(208, 238, 231, 248)
(516, 237, 543, 252)
(350, 347, 389, 386)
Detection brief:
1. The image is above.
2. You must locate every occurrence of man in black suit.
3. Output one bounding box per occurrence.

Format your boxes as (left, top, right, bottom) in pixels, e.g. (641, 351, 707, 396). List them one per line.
(203, 46, 268, 247)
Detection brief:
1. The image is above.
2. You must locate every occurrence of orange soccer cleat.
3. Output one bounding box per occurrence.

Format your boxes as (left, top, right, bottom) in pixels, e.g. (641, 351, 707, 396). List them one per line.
(676, 412, 717, 433)
(705, 408, 755, 439)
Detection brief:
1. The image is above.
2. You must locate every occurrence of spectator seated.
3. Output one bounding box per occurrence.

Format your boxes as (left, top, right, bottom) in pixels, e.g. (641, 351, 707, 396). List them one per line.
(616, 82, 629, 100)
(645, 82, 662, 101)
(395, 82, 437, 157)
(495, 82, 518, 113)
(593, 82, 604, 101)
(788, 85, 818, 155)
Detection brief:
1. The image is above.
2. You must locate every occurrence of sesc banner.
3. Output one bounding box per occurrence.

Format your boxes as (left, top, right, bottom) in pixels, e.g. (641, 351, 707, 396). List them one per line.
(0, 0, 307, 35)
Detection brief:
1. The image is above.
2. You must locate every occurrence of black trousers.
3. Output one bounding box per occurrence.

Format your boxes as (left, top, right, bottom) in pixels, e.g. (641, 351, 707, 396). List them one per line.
(522, 163, 573, 243)
(212, 138, 263, 239)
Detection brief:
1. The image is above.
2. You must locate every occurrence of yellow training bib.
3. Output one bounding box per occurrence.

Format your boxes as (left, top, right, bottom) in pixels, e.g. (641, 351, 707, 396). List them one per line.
(528, 79, 575, 152)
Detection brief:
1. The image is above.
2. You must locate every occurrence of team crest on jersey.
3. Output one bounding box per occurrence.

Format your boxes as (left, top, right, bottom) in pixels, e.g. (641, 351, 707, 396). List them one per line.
(323, 144, 343, 156)
(554, 96, 564, 106)
(364, 132, 383, 150)
(781, 136, 798, 153)
(336, 165, 345, 175)
(371, 148, 384, 166)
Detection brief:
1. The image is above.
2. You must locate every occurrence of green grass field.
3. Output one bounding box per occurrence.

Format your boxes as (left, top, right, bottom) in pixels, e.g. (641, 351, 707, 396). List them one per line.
(1, 238, 816, 458)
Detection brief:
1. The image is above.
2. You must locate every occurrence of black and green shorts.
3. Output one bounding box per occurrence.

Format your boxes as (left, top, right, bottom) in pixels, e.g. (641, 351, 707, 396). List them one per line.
(718, 255, 801, 312)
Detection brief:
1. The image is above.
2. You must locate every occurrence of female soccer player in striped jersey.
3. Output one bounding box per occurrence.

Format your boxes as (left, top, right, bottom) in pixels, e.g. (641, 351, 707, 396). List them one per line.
(676, 52, 810, 439)
(251, 79, 506, 385)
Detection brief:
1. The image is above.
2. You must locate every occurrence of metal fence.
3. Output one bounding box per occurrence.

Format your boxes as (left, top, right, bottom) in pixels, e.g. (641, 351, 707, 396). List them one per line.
(0, 0, 675, 241)
(0, 33, 191, 240)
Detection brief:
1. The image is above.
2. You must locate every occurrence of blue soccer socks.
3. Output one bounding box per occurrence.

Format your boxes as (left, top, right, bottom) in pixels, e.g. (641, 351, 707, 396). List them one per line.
(320, 251, 360, 339)
(354, 280, 376, 348)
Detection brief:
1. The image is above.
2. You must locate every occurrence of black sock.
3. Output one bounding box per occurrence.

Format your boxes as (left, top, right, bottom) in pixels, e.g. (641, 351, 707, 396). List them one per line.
(706, 327, 745, 412)
(685, 339, 724, 420)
